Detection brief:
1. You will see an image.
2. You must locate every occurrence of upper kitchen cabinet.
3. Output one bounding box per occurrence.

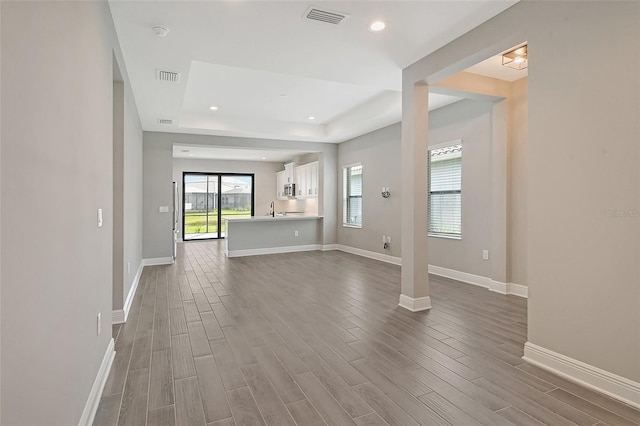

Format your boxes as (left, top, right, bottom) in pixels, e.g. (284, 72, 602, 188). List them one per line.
(276, 170, 287, 200)
(295, 161, 318, 199)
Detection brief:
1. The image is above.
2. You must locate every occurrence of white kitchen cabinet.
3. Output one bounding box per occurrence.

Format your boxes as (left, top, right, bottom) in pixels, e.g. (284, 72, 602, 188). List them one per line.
(284, 163, 296, 184)
(310, 161, 318, 196)
(294, 161, 318, 199)
(276, 170, 287, 200)
(295, 164, 307, 197)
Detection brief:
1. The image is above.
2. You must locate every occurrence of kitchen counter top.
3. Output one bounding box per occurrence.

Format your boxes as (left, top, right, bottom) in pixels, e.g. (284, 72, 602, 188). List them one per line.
(225, 215, 323, 223)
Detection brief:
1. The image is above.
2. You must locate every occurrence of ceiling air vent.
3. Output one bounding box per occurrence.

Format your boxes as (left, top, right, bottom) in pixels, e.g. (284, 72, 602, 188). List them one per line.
(156, 70, 181, 83)
(305, 6, 349, 25)
(158, 119, 173, 125)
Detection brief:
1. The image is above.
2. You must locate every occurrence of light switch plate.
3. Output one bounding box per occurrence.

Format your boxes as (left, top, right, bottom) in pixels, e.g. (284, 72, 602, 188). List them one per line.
(159, 206, 169, 213)
(97, 209, 103, 228)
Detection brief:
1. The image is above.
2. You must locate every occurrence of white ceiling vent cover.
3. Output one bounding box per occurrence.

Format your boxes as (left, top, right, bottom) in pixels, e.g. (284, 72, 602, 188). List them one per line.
(158, 119, 173, 125)
(304, 6, 349, 25)
(156, 70, 181, 83)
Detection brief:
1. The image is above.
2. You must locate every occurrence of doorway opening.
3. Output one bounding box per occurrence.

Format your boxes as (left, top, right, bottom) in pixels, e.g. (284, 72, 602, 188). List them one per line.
(182, 172, 254, 240)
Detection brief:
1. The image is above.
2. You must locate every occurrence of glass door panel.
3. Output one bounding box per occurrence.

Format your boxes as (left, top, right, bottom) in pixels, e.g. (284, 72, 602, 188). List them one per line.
(220, 175, 253, 238)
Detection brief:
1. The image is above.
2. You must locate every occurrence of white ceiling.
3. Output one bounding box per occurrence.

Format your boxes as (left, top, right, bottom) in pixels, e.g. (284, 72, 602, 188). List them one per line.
(173, 145, 312, 162)
(465, 44, 529, 82)
(109, 1, 517, 144)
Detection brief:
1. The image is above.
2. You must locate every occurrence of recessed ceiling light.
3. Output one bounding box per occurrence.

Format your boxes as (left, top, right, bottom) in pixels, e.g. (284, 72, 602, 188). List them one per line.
(369, 21, 386, 32)
(152, 26, 169, 37)
(188, 154, 194, 157)
(209, 106, 219, 111)
(308, 116, 316, 120)
(261, 157, 267, 160)
(279, 94, 288, 98)
(181, 149, 190, 153)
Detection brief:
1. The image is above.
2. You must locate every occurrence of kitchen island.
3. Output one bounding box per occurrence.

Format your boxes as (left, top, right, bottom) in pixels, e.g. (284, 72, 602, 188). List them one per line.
(225, 215, 323, 257)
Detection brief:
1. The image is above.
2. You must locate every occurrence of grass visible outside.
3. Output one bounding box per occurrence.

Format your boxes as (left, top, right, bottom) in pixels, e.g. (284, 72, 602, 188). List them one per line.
(184, 209, 251, 234)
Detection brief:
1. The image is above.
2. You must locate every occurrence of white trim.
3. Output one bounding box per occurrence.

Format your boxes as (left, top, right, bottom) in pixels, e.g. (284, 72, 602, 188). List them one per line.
(331, 244, 401, 266)
(398, 294, 432, 312)
(142, 257, 174, 266)
(427, 265, 527, 298)
(78, 338, 115, 426)
(226, 244, 321, 258)
(523, 342, 640, 409)
(428, 264, 492, 288)
(429, 139, 463, 152)
(112, 261, 143, 324)
(322, 244, 340, 251)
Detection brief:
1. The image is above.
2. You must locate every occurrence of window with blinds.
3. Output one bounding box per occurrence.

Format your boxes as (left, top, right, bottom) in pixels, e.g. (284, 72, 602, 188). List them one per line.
(343, 163, 363, 227)
(428, 142, 462, 238)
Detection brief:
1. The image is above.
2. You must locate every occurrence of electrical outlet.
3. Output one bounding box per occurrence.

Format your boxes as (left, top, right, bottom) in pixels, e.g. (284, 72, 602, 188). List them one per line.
(386, 236, 391, 243)
(97, 208, 103, 228)
(97, 312, 102, 336)
(382, 235, 386, 243)
(483, 250, 489, 260)
(294, 230, 299, 237)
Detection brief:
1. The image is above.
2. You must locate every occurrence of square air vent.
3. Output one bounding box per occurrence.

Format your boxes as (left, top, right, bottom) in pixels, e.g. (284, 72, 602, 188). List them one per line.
(304, 6, 349, 25)
(158, 119, 173, 125)
(156, 70, 181, 83)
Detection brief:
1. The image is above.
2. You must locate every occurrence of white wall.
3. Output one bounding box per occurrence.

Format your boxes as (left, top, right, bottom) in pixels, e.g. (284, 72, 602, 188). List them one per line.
(509, 77, 527, 285)
(1, 1, 142, 423)
(172, 158, 284, 240)
(337, 123, 402, 258)
(428, 100, 493, 278)
(405, 0, 640, 383)
(144, 131, 338, 259)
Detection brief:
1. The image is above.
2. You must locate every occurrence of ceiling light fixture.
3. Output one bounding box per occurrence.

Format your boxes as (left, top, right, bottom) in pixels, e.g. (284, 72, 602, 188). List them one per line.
(188, 154, 194, 157)
(152, 26, 169, 37)
(261, 157, 267, 160)
(181, 149, 190, 153)
(209, 106, 219, 111)
(502, 45, 528, 70)
(308, 116, 316, 120)
(369, 21, 386, 32)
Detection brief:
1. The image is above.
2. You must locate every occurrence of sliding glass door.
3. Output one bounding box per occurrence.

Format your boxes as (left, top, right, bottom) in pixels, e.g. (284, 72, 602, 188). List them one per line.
(183, 172, 254, 240)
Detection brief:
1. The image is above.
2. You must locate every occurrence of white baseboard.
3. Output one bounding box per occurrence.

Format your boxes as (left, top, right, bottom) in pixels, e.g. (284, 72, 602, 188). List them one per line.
(142, 257, 174, 266)
(398, 294, 432, 312)
(523, 342, 640, 409)
(329, 244, 401, 266)
(428, 265, 527, 298)
(78, 338, 115, 426)
(226, 244, 321, 258)
(322, 244, 340, 251)
(112, 261, 144, 324)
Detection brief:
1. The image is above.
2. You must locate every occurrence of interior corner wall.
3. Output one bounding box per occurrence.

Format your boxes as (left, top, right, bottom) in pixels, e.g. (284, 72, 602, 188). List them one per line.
(113, 81, 125, 310)
(172, 158, 284, 240)
(405, 0, 640, 383)
(337, 123, 402, 257)
(0, 1, 140, 423)
(428, 100, 494, 278)
(509, 77, 528, 286)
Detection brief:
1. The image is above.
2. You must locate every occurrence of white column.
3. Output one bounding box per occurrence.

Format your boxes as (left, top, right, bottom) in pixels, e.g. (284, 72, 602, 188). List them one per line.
(399, 81, 431, 312)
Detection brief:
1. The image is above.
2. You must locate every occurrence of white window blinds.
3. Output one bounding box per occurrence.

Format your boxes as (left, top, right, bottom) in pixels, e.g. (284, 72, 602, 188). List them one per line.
(428, 143, 462, 238)
(343, 164, 362, 227)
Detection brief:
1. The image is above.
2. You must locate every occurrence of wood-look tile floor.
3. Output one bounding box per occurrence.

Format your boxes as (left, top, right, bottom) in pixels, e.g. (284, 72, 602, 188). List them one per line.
(95, 241, 640, 426)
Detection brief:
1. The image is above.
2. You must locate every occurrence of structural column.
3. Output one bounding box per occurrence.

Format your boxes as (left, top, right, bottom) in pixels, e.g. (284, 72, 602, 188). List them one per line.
(399, 81, 431, 311)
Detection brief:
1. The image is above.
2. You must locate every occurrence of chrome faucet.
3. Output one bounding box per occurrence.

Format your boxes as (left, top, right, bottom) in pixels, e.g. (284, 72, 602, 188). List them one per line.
(270, 201, 275, 217)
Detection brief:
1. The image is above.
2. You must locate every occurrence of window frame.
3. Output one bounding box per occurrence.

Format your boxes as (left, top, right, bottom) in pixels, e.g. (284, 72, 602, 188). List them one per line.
(428, 140, 462, 240)
(342, 162, 363, 228)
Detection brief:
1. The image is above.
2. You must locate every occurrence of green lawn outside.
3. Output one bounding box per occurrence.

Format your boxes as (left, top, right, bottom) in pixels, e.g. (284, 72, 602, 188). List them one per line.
(184, 209, 251, 234)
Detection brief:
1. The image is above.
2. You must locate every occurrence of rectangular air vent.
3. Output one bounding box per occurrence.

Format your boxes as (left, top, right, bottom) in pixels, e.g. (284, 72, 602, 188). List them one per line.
(158, 119, 173, 125)
(305, 7, 349, 25)
(156, 70, 181, 83)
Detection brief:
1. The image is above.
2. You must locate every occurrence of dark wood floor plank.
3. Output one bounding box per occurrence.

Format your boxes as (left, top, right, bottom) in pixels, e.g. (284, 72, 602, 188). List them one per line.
(302, 335, 367, 386)
(184, 300, 202, 323)
(222, 325, 257, 366)
(352, 382, 419, 426)
(188, 321, 213, 357)
(496, 406, 545, 426)
(175, 376, 206, 425)
(210, 339, 247, 391)
(147, 405, 176, 426)
(194, 355, 233, 423)
(93, 392, 121, 426)
(548, 388, 639, 426)
(201, 311, 225, 341)
(286, 399, 327, 426)
(251, 345, 305, 404)
(117, 368, 149, 426)
(240, 363, 296, 426)
(294, 371, 357, 426)
(261, 330, 308, 375)
(227, 387, 266, 426)
(171, 333, 196, 380)
(298, 350, 373, 418)
(148, 349, 174, 410)
(169, 308, 188, 336)
(418, 391, 483, 426)
(353, 412, 389, 426)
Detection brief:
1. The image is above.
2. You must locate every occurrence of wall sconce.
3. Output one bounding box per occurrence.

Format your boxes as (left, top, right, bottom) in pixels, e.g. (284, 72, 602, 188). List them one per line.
(502, 45, 528, 70)
(381, 187, 390, 198)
